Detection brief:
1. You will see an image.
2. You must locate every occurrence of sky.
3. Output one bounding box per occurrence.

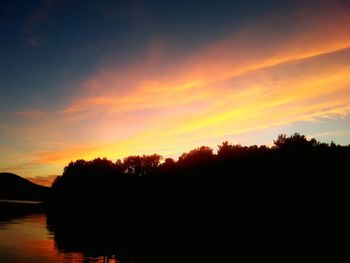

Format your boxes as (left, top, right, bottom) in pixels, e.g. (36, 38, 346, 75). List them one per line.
(1, 0, 350, 185)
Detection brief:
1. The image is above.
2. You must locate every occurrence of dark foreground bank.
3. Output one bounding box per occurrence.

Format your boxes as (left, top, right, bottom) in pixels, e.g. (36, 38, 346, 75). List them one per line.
(1, 133, 348, 262)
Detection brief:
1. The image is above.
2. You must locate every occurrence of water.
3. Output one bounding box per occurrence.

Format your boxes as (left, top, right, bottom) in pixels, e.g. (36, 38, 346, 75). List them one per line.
(0, 200, 236, 262)
(0, 202, 119, 263)
(0, 200, 196, 263)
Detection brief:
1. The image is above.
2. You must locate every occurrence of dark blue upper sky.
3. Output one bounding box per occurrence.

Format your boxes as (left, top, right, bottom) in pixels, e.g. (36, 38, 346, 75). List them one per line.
(0, 0, 293, 112)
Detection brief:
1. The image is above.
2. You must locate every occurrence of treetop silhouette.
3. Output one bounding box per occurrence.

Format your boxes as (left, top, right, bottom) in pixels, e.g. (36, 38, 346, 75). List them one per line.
(49, 133, 349, 209)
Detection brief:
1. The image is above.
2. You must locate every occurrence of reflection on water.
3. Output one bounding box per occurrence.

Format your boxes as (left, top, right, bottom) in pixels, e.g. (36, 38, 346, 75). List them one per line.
(0, 203, 119, 263)
(0, 215, 119, 263)
(0, 201, 241, 262)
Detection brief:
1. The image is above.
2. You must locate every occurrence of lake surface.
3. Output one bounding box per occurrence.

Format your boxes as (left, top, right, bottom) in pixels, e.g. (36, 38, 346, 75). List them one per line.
(0, 203, 119, 263)
(0, 201, 191, 263)
(0, 200, 234, 262)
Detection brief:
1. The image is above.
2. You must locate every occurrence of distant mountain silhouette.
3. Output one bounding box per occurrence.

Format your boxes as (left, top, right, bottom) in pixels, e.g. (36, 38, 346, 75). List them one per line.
(0, 173, 49, 201)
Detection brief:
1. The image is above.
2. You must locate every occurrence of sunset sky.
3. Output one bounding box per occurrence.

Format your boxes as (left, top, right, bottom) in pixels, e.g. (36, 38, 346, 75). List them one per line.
(1, 0, 350, 185)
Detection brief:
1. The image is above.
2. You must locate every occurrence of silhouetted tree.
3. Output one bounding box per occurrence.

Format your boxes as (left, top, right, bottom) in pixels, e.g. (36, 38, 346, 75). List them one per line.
(140, 154, 162, 176)
(273, 133, 317, 150)
(217, 141, 233, 158)
(123, 156, 142, 176)
(122, 154, 162, 176)
(217, 141, 253, 159)
(115, 159, 124, 173)
(162, 158, 176, 168)
(178, 146, 214, 167)
(49, 132, 350, 214)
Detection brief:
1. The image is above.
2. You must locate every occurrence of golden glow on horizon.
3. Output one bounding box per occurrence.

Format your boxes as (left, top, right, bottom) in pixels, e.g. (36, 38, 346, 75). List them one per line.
(30, 59, 350, 168)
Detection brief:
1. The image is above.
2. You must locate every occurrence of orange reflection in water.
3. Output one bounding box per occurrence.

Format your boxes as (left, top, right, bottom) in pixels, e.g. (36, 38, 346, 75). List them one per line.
(0, 213, 120, 263)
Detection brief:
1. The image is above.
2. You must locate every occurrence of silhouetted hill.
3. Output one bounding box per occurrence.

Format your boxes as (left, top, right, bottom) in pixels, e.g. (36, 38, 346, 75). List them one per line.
(0, 173, 50, 201)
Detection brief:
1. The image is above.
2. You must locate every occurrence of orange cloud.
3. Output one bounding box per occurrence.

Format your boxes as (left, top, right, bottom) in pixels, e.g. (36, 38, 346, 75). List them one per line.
(26, 175, 58, 187)
(50, 47, 350, 162)
(2, 1, 350, 178)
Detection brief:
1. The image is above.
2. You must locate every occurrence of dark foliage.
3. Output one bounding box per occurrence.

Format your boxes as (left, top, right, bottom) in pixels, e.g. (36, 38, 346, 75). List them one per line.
(45, 133, 349, 262)
(3, 133, 346, 262)
(50, 133, 349, 209)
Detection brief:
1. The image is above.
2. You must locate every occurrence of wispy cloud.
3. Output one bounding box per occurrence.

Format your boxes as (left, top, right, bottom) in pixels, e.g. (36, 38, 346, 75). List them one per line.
(28, 47, 350, 165)
(3, 0, 350, 178)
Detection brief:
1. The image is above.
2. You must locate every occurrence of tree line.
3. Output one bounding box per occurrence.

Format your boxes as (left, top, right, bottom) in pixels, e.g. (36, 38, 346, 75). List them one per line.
(54, 133, 348, 181)
(46, 132, 349, 262)
(50, 132, 349, 207)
